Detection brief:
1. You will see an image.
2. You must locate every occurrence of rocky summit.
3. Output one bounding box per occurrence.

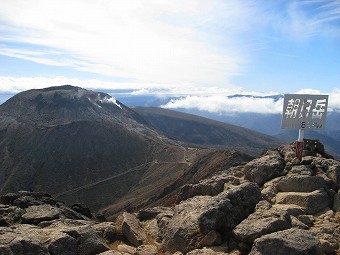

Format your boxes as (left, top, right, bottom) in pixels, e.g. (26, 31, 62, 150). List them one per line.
(0, 143, 339, 255)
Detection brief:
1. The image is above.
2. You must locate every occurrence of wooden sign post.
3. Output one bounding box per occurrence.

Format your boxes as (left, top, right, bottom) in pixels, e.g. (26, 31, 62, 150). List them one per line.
(281, 94, 328, 160)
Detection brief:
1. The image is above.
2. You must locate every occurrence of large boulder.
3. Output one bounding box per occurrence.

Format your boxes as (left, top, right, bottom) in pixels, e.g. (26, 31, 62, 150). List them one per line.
(244, 151, 285, 186)
(121, 212, 147, 247)
(261, 175, 327, 203)
(162, 182, 261, 253)
(249, 228, 320, 255)
(275, 189, 330, 214)
(21, 204, 61, 225)
(233, 206, 292, 243)
(48, 232, 78, 255)
(178, 174, 240, 202)
(0, 230, 49, 255)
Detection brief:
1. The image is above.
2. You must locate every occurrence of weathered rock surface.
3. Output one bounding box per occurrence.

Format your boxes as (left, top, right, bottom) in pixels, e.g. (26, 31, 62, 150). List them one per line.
(275, 189, 330, 214)
(233, 205, 292, 243)
(244, 151, 285, 186)
(0, 143, 339, 255)
(162, 182, 261, 253)
(249, 228, 320, 255)
(121, 212, 146, 247)
(21, 204, 61, 224)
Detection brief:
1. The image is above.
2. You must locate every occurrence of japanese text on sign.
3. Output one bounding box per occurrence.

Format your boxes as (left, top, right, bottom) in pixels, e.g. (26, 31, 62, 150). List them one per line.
(282, 94, 328, 130)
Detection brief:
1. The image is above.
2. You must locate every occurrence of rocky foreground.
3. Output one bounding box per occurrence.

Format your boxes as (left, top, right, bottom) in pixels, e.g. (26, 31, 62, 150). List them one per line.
(0, 143, 339, 255)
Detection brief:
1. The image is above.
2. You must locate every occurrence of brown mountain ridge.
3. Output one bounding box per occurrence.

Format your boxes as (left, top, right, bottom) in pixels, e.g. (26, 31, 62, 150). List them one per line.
(0, 86, 277, 217)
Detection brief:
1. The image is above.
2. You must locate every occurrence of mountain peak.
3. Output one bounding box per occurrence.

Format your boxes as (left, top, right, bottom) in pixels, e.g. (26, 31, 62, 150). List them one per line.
(0, 85, 130, 126)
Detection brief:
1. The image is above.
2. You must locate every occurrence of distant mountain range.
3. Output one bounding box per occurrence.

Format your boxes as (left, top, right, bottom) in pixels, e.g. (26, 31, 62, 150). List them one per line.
(112, 93, 339, 158)
(133, 107, 281, 156)
(0, 86, 282, 217)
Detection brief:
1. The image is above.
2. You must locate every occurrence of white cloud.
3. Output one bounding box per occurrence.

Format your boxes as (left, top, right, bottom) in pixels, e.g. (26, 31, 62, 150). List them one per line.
(161, 95, 284, 114)
(0, 0, 261, 86)
(1, 76, 339, 114)
(161, 88, 340, 114)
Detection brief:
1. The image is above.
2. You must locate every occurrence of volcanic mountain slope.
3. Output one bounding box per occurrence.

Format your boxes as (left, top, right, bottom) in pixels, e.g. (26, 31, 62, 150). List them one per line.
(133, 106, 282, 156)
(0, 86, 193, 212)
(0, 86, 277, 217)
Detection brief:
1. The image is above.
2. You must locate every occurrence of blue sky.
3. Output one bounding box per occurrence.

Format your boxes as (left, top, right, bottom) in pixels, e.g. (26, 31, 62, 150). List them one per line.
(0, 0, 339, 113)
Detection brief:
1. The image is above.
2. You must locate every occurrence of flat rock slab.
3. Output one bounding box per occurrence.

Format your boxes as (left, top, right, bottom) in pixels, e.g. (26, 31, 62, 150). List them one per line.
(275, 189, 330, 214)
(249, 228, 320, 255)
(233, 207, 291, 243)
(21, 204, 61, 224)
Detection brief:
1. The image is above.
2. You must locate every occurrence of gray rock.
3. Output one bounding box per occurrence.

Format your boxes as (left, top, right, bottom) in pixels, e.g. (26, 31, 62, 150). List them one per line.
(48, 232, 78, 255)
(117, 244, 136, 254)
(135, 245, 158, 255)
(276, 176, 326, 192)
(178, 175, 240, 202)
(309, 210, 339, 254)
(98, 251, 124, 255)
(262, 175, 327, 203)
(3, 236, 49, 255)
(249, 228, 320, 255)
(0, 205, 24, 225)
(77, 228, 110, 255)
(21, 204, 61, 225)
(121, 212, 147, 247)
(137, 207, 173, 221)
(290, 216, 309, 230)
(162, 182, 261, 253)
(233, 206, 292, 243)
(244, 152, 284, 186)
(289, 165, 313, 176)
(275, 189, 330, 214)
(186, 247, 226, 255)
(92, 222, 117, 242)
(311, 157, 340, 187)
(333, 190, 340, 212)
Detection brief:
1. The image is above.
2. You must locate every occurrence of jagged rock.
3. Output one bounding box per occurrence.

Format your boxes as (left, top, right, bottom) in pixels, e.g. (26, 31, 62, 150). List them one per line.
(249, 228, 320, 255)
(186, 247, 226, 255)
(162, 182, 261, 253)
(333, 190, 340, 212)
(98, 251, 124, 255)
(297, 215, 314, 227)
(244, 151, 285, 186)
(121, 212, 146, 247)
(288, 165, 313, 176)
(58, 205, 90, 220)
(278, 143, 300, 163)
(178, 174, 240, 202)
(309, 210, 340, 254)
(117, 244, 136, 254)
(140, 218, 159, 240)
(21, 204, 61, 225)
(310, 157, 340, 188)
(92, 222, 117, 243)
(71, 204, 93, 219)
(0, 231, 49, 255)
(0, 204, 24, 224)
(76, 228, 110, 255)
(48, 232, 78, 255)
(290, 216, 309, 229)
(233, 206, 292, 243)
(197, 230, 222, 247)
(135, 244, 158, 255)
(137, 207, 173, 221)
(275, 189, 330, 214)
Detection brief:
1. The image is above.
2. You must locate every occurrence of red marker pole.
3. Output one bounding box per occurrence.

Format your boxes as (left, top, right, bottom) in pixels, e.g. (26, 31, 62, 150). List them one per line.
(296, 128, 304, 160)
